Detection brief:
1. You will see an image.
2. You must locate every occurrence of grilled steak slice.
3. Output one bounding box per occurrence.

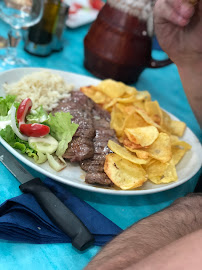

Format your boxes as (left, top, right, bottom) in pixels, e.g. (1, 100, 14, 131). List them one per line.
(52, 91, 95, 162)
(52, 91, 94, 112)
(63, 137, 94, 162)
(80, 154, 105, 172)
(81, 105, 117, 186)
(85, 172, 112, 186)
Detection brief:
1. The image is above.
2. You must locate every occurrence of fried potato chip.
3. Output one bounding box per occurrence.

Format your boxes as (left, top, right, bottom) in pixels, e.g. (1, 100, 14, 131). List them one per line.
(104, 95, 137, 112)
(81, 86, 108, 104)
(123, 137, 146, 150)
(157, 159, 178, 184)
(123, 112, 148, 130)
(103, 98, 117, 111)
(143, 160, 168, 183)
(114, 103, 136, 115)
(104, 153, 147, 190)
(124, 132, 172, 162)
(171, 146, 187, 165)
(134, 107, 165, 132)
(108, 140, 148, 164)
(172, 140, 192, 150)
(171, 141, 191, 165)
(135, 91, 151, 101)
(125, 86, 138, 95)
(145, 101, 163, 125)
(144, 159, 178, 184)
(146, 132, 172, 163)
(161, 110, 172, 131)
(124, 145, 150, 159)
(170, 135, 180, 144)
(161, 111, 186, 137)
(133, 100, 145, 110)
(110, 105, 127, 137)
(110, 104, 148, 140)
(111, 103, 135, 118)
(97, 79, 126, 98)
(117, 95, 136, 104)
(124, 126, 159, 147)
(169, 120, 186, 137)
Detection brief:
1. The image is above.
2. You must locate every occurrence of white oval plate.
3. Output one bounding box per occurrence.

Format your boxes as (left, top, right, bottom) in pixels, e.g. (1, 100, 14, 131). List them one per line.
(0, 68, 201, 195)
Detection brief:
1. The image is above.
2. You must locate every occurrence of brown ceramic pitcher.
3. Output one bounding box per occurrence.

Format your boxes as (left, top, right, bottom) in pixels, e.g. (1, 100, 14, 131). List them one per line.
(84, 1, 172, 83)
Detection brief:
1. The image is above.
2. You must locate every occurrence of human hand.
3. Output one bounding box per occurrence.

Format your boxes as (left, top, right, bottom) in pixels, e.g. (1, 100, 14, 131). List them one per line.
(154, 0, 202, 67)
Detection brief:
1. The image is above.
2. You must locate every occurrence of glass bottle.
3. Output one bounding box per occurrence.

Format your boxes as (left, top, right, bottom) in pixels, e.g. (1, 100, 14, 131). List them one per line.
(24, 0, 68, 56)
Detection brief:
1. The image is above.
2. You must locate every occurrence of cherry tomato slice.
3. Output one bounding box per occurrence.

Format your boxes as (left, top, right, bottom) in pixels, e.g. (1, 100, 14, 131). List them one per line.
(89, 0, 104, 10)
(73, 3, 83, 9)
(17, 98, 32, 125)
(20, 123, 50, 137)
(69, 3, 83, 14)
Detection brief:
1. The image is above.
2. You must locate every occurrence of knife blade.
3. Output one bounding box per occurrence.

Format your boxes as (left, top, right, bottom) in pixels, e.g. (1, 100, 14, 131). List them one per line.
(0, 144, 94, 250)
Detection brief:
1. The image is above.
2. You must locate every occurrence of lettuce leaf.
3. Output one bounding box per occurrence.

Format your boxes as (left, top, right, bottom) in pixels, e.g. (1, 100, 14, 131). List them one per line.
(0, 125, 45, 163)
(0, 95, 16, 116)
(26, 106, 49, 123)
(45, 112, 78, 157)
(0, 114, 12, 130)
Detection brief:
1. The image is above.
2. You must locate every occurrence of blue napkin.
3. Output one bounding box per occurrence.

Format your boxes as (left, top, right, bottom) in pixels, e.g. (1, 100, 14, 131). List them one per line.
(0, 178, 122, 246)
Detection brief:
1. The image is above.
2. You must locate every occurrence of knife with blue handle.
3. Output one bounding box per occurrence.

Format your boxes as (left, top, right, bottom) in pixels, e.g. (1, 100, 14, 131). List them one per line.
(0, 144, 94, 251)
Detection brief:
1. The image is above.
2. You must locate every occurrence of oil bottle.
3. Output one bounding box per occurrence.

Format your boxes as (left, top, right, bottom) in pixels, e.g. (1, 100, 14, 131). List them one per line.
(24, 0, 69, 56)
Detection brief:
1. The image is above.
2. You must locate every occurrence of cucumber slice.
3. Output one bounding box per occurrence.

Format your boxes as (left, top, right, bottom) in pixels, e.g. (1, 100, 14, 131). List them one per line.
(46, 154, 67, 171)
(28, 135, 58, 154)
(36, 151, 47, 164)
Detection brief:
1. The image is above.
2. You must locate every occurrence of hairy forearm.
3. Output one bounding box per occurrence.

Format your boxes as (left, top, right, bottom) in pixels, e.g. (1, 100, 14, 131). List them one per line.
(85, 195, 202, 270)
(126, 229, 202, 270)
(177, 62, 202, 127)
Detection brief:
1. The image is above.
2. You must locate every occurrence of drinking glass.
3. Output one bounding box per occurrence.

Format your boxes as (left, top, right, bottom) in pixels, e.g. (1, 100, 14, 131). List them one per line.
(0, 0, 44, 67)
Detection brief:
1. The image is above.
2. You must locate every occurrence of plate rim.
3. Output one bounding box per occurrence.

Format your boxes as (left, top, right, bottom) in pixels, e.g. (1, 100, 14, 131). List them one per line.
(0, 67, 201, 195)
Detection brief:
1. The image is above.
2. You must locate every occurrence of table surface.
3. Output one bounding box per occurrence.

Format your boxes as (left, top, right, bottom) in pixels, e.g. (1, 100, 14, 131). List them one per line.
(0, 20, 201, 270)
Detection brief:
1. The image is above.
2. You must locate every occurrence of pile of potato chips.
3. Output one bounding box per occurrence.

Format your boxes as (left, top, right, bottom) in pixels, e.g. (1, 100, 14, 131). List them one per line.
(81, 79, 191, 190)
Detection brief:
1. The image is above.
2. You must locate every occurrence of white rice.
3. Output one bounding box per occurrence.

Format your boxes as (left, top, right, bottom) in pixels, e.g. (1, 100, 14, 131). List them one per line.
(3, 71, 74, 111)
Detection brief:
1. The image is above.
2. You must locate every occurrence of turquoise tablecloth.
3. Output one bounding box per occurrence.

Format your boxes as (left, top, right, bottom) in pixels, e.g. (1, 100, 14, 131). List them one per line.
(0, 21, 201, 270)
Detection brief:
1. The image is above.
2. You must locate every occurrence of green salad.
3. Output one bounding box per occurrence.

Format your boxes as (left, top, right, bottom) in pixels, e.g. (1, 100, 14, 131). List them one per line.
(0, 95, 78, 171)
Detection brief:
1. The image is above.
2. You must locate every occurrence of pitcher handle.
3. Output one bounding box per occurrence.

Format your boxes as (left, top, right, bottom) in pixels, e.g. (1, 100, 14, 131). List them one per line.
(148, 58, 173, 68)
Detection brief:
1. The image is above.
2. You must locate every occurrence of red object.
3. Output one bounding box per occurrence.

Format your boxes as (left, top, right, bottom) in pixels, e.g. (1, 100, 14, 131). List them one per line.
(84, 3, 172, 83)
(17, 98, 50, 137)
(17, 98, 32, 125)
(73, 3, 83, 9)
(20, 123, 50, 137)
(89, 0, 104, 10)
(69, 2, 83, 14)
